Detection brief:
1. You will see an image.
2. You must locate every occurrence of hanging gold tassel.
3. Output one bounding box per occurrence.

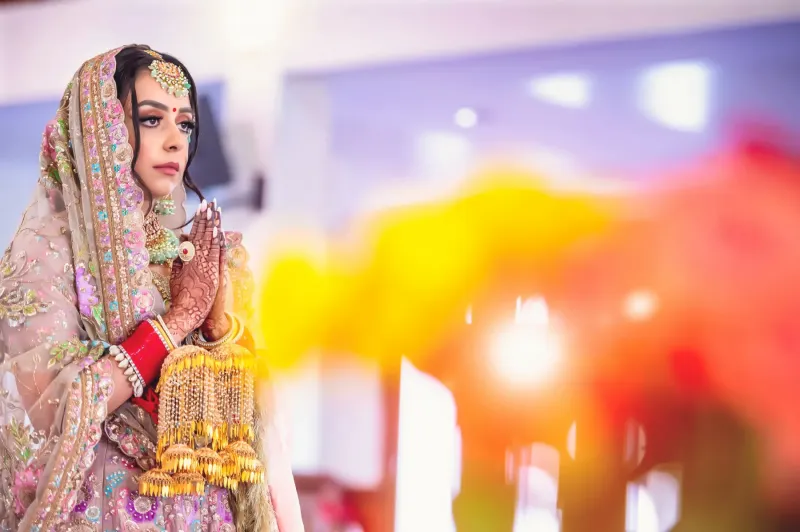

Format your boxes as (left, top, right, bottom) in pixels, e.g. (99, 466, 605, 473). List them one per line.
(195, 447, 223, 477)
(139, 468, 174, 498)
(172, 471, 206, 496)
(139, 341, 265, 497)
(225, 439, 261, 472)
(161, 443, 198, 473)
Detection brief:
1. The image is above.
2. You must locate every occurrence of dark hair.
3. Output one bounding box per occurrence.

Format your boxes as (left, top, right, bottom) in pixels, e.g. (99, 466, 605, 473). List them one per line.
(113, 45, 205, 221)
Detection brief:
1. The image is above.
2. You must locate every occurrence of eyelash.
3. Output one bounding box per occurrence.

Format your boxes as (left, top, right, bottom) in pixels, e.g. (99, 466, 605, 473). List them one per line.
(139, 116, 196, 135)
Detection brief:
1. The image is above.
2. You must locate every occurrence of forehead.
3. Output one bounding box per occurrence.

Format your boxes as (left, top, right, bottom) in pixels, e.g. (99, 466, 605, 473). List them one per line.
(133, 68, 192, 109)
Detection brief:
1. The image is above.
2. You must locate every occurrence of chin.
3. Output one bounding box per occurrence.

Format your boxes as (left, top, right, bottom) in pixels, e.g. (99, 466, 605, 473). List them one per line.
(141, 176, 180, 198)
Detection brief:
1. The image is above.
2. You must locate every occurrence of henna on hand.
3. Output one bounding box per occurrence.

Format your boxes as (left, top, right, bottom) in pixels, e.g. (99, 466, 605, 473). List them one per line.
(201, 227, 230, 341)
(163, 199, 222, 343)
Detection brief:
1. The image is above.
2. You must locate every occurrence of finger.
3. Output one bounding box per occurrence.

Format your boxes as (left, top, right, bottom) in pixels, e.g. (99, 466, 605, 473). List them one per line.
(171, 256, 183, 278)
(189, 199, 206, 241)
(211, 205, 222, 254)
(193, 199, 209, 245)
(219, 232, 228, 279)
(202, 198, 217, 249)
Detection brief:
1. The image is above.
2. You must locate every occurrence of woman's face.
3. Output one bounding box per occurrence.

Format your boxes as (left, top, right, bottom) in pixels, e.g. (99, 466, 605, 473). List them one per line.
(124, 67, 195, 201)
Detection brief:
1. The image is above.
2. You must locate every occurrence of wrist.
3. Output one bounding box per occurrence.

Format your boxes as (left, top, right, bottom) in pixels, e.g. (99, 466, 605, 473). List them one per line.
(117, 320, 171, 389)
(201, 313, 231, 342)
(162, 311, 190, 345)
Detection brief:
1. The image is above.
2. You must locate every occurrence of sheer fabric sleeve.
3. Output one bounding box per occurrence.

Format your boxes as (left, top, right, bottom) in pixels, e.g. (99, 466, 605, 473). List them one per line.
(0, 212, 115, 531)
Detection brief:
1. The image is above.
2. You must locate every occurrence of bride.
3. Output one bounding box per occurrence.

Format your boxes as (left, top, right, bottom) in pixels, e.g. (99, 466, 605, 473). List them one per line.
(0, 45, 303, 531)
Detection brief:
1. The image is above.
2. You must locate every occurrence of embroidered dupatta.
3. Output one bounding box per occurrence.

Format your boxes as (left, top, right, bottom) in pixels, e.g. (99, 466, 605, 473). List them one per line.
(0, 45, 159, 531)
(0, 46, 295, 531)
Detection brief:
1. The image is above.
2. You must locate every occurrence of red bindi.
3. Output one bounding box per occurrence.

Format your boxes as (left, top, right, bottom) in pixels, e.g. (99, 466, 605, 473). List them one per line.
(173, 108, 176, 112)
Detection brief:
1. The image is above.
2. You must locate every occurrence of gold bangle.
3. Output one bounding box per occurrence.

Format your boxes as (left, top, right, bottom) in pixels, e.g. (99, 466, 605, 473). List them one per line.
(231, 319, 246, 345)
(149, 318, 176, 352)
(156, 314, 178, 350)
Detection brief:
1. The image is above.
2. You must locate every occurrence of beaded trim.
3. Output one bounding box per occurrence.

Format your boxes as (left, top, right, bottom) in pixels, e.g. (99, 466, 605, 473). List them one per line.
(110, 345, 145, 397)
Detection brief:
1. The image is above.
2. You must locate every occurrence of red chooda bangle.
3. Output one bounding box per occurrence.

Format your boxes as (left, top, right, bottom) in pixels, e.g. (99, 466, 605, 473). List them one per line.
(121, 320, 169, 385)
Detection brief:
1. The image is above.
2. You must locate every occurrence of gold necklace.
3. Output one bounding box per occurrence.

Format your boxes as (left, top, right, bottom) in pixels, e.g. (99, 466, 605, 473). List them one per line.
(152, 269, 171, 304)
(144, 211, 180, 265)
(144, 211, 175, 303)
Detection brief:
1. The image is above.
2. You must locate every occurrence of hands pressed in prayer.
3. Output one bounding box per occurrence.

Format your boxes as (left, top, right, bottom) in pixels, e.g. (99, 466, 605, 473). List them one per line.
(201, 227, 230, 341)
(163, 199, 223, 343)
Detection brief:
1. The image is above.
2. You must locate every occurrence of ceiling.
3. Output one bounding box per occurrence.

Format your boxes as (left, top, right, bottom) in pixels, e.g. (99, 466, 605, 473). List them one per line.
(281, 1, 800, 72)
(298, 21, 800, 225)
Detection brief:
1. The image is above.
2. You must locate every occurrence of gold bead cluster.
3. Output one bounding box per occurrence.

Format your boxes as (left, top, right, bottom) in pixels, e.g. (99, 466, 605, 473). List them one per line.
(139, 344, 263, 497)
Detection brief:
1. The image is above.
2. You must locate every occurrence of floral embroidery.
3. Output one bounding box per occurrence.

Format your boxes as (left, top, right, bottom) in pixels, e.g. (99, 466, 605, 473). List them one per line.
(125, 491, 158, 522)
(85, 506, 101, 523)
(48, 338, 106, 370)
(11, 466, 42, 516)
(75, 263, 99, 317)
(73, 473, 96, 513)
(24, 359, 113, 530)
(104, 413, 157, 470)
(0, 411, 50, 526)
(0, 251, 52, 328)
(104, 471, 126, 498)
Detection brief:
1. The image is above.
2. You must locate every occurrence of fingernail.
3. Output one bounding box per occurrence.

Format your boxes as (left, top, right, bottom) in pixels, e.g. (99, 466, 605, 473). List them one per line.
(200, 199, 207, 211)
(213, 227, 218, 238)
(217, 206, 222, 213)
(213, 197, 217, 205)
(206, 207, 212, 220)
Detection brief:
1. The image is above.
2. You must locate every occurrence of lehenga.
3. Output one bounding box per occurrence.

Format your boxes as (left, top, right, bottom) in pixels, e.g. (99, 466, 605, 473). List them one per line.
(0, 47, 299, 531)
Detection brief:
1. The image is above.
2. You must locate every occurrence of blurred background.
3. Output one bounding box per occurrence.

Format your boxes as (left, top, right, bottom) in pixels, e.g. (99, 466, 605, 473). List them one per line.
(1, 1, 800, 530)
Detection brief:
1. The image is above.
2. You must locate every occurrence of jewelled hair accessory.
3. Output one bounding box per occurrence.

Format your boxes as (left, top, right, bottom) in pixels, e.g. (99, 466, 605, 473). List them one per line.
(148, 57, 191, 98)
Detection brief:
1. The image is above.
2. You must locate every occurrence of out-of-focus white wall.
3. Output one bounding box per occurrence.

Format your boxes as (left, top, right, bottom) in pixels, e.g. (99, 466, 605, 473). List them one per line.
(3, 0, 800, 105)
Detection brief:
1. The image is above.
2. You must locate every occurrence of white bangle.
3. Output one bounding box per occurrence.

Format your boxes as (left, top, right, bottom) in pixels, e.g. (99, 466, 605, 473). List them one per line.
(109, 345, 145, 397)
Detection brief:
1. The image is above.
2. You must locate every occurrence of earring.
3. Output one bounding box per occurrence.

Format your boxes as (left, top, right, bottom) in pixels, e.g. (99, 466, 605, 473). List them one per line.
(154, 195, 177, 216)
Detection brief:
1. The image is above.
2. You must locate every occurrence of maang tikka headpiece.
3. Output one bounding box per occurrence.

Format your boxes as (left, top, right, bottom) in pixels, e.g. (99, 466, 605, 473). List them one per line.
(145, 49, 191, 98)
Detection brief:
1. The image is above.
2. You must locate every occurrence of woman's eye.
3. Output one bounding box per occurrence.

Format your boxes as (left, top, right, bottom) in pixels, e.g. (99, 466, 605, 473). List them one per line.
(179, 121, 196, 134)
(140, 116, 161, 127)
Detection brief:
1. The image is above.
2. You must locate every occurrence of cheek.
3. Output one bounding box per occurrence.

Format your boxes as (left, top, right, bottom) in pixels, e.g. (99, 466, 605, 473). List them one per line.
(132, 131, 155, 170)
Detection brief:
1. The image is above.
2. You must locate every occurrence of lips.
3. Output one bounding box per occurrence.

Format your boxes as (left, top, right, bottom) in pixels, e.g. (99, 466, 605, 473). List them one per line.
(154, 162, 180, 175)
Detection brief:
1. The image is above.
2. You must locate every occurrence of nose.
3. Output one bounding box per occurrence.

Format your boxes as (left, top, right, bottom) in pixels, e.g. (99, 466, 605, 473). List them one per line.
(164, 122, 187, 153)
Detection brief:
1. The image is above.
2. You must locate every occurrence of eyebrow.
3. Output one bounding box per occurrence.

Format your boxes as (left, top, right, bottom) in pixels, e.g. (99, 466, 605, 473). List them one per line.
(138, 99, 194, 115)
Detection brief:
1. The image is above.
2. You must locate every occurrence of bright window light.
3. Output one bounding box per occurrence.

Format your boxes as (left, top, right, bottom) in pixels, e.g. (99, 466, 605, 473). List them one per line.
(516, 296, 549, 326)
(454, 107, 479, 129)
(414, 131, 473, 182)
(395, 359, 459, 532)
(491, 297, 561, 386)
(527, 73, 592, 109)
(623, 290, 658, 322)
(514, 507, 560, 532)
(638, 61, 712, 132)
(491, 324, 559, 385)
